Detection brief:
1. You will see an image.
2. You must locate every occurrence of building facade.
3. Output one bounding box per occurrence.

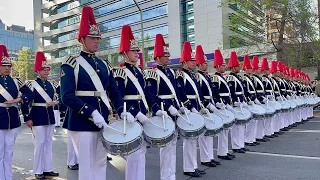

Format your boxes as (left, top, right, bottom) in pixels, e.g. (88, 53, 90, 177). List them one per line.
(34, 0, 267, 74)
(0, 20, 35, 60)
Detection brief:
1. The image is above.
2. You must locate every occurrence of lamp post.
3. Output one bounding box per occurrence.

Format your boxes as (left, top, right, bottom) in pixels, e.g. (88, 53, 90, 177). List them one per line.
(133, 0, 145, 68)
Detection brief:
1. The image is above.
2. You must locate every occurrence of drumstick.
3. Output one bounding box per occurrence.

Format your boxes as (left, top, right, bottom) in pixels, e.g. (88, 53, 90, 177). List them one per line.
(150, 121, 168, 130)
(237, 97, 244, 114)
(30, 127, 35, 138)
(123, 102, 127, 136)
(199, 103, 215, 122)
(176, 113, 192, 125)
(88, 117, 124, 134)
(161, 102, 166, 130)
(220, 98, 225, 109)
(180, 102, 191, 123)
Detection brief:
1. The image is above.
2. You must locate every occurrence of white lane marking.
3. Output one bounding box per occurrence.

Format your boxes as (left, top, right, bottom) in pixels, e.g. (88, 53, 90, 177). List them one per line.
(246, 151, 320, 160)
(306, 121, 320, 123)
(288, 129, 320, 133)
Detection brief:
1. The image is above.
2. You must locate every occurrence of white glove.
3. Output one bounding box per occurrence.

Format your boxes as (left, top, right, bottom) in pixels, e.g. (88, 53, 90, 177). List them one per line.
(168, 106, 178, 116)
(121, 112, 135, 123)
(242, 102, 248, 107)
(254, 98, 262, 105)
(248, 101, 254, 105)
(262, 98, 268, 103)
(136, 112, 151, 124)
(180, 107, 191, 115)
(234, 102, 242, 107)
(276, 96, 282, 101)
(191, 108, 199, 113)
(156, 110, 169, 118)
(216, 102, 225, 109)
(201, 108, 210, 114)
(226, 104, 233, 111)
(208, 103, 218, 112)
(91, 110, 107, 128)
(286, 95, 291, 100)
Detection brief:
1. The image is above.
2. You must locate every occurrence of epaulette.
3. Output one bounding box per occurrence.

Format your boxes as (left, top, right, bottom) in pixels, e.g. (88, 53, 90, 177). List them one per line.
(62, 55, 78, 68)
(226, 75, 235, 82)
(25, 80, 33, 89)
(103, 59, 113, 71)
(194, 73, 200, 81)
(113, 68, 126, 80)
(211, 75, 219, 82)
(144, 69, 158, 81)
(52, 81, 59, 88)
(176, 70, 184, 79)
(15, 78, 25, 88)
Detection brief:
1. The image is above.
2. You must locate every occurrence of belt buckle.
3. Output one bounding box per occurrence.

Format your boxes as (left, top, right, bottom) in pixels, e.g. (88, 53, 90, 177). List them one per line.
(94, 91, 101, 97)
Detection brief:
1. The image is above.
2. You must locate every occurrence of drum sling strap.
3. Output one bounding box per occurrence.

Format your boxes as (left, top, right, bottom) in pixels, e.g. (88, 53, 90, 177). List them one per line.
(31, 81, 53, 103)
(198, 73, 214, 103)
(183, 72, 202, 104)
(156, 69, 180, 106)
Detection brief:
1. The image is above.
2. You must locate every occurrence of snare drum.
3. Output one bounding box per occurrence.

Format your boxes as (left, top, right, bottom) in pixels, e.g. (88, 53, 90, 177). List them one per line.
(246, 104, 266, 120)
(233, 107, 252, 125)
(260, 104, 276, 118)
(287, 100, 297, 111)
(214, 109, 235, 129)
(279, 101, 290, 112)
(143, 116, 176, 148)
(269, 100, 282, 113)
(203, 113, 223, 136)
(176, 112, 206, 139)
(101, 120, 143, 156)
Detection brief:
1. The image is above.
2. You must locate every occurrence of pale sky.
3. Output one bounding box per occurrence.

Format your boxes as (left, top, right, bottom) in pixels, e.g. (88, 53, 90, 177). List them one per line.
(0, 0, 34, 30)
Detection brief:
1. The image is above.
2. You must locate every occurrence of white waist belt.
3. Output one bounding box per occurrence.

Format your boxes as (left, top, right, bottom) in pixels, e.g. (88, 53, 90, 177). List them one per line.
(158, 95, 175, 99)
(219, 93, 229, 96)
(123, 95, 142, 100)
(0, 103, 18, 108)
(235, 92, 243, 95)
(187, 95, 198, 99)
(75, 90, 106, 97)
(256, 90, 264, 93)
(265, 90, 273, 92)
(33, 103, 49, 107)
(203, 96, 211, 100)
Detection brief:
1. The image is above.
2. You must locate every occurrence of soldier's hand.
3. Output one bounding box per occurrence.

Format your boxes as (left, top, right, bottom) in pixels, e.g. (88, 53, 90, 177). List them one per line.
(26, 120, 33, 128)
(47, 101, 59, 106)
(91, 110, 106, 128)
(4, 98, 22, 104)
(121, 112, 135, 123)
(168, 106, 178, 116)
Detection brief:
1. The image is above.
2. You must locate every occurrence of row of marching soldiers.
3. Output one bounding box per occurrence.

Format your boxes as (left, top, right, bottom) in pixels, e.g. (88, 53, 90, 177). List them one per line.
(0, 6, 316, 180)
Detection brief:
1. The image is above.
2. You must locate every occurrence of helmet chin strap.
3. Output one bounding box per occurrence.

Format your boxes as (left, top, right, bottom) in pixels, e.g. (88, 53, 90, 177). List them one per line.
(123, 52, 136, 65)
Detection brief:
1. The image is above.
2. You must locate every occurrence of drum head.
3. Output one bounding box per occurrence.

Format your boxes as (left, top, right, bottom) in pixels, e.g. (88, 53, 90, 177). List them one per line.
(143, 116, 175, 139)
(287, 100, 297, 108)
(216, 109, 235, 124)
(280, 101, 290, 109)
(177, 112, 205, 131)
(233, 107, 252, 120)
(205, 113, 223, 130)
(103, 120, 142, 144)
(247, 104, 266, 115)
(269, 101, 282, 110)
(260, 104, 276, 114)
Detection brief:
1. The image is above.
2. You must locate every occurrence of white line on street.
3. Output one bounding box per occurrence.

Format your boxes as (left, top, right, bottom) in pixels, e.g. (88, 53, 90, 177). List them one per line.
(288, 129, 320, 133)
(246, 151, 320, 160)
(306, 121, 320, 123)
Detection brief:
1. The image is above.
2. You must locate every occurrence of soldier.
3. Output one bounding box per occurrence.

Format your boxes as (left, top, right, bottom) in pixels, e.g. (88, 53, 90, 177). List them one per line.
(60, 6, 126, 180)
(195, 45, 221, 166)
(176, 42, 209, 177)
(144, 34, 180, 180)
(242, 55, 260, 146)
(113, 25, 165, 180)
(251, 56, 270, 142)
(227, 51, 249, 153)
(24, 51, 59, 179)
(0, 44, 33, 180)
(211, 49, 236, 160)
(260, 58, 278, 139)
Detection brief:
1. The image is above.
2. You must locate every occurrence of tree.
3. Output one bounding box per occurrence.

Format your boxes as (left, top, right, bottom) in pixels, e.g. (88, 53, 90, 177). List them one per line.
(136, 34, 152, 63)
(221, 0, 320, 69)
(12, 47, 36, 81)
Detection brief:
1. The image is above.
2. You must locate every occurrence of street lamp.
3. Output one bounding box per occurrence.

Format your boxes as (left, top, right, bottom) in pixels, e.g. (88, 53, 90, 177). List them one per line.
(133, 0, 145, 68)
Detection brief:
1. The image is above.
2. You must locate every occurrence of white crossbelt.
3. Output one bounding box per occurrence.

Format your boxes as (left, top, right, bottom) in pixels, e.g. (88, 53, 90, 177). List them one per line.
(0, 84, 14, 101)
(31, 81, 53, 103)
(199, 73, 213, 102)
(156, 69, 180, 106)
(183, 72, 202, 103)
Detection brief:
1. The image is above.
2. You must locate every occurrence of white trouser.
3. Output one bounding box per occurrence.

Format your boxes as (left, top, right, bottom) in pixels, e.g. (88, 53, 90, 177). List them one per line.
(284, 112, 290, 127)
(308, 107, 313, 118)
(160, 132, 177, 180)
(256, 119, 265, 139)
(280, 113, 285, 129)
(245, 120, 256, 143)
(32, 124, 55, 174)
(0, 128, 19, 180)
(69, 131, 107, 180)
(273, 114, 280, 133)
(199, 136, 214, 162)
(231, 125, 245, 149)
(54, 110, 61, 127)
(302, 108, 308, 120)
(183, 138, 197, 172)
(264, 117, 273, 136)
(217, 129, 229, 156)
(297, 108, 302, 122)
(67, 131, 78, 166)
(126, 141, 147, 180)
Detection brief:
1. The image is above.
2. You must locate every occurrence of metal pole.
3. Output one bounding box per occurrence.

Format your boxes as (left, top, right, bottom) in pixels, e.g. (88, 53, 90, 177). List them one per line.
(133, 0, 145, 68)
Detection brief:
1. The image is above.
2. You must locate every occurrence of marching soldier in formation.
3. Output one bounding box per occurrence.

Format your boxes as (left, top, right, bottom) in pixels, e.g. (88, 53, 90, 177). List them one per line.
(195, 45, 221, 166)
(144, 34, 180, 180)
(114, 25, 165, 180)
(242, 55, 260, 146)
(176, 41, 209, 177)
(24, 51, 60, 179)
(0, 44, 33, 180)
(211, 49, 236, 160)
(60, 6, 126, 180)
(227, 51, 249, 153)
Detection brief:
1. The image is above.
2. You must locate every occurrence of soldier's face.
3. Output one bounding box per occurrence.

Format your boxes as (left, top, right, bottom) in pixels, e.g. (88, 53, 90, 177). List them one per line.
(125, 50, 139, 64)
(245, 69, 252, 74)
(233, 66, 240, 73)
(217, 65, 226, 73)
(198, 62, 208, 71)
(83, 36, 99, 52)
(158, 56, 170, 66)
(37, 70, 50, 79)
(184, 60, 196, 70)
(0, 65, 11, 76)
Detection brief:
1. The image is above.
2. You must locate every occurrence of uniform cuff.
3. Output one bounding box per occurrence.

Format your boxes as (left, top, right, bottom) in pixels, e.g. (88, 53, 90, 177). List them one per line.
(78, 103, 95, 118)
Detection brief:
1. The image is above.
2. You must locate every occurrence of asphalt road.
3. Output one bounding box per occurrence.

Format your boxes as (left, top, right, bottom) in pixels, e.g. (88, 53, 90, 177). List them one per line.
(12, 112, 320, 180)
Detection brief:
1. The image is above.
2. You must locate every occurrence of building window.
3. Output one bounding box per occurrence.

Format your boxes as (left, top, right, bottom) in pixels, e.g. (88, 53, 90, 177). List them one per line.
(181, 0, 194, 47)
